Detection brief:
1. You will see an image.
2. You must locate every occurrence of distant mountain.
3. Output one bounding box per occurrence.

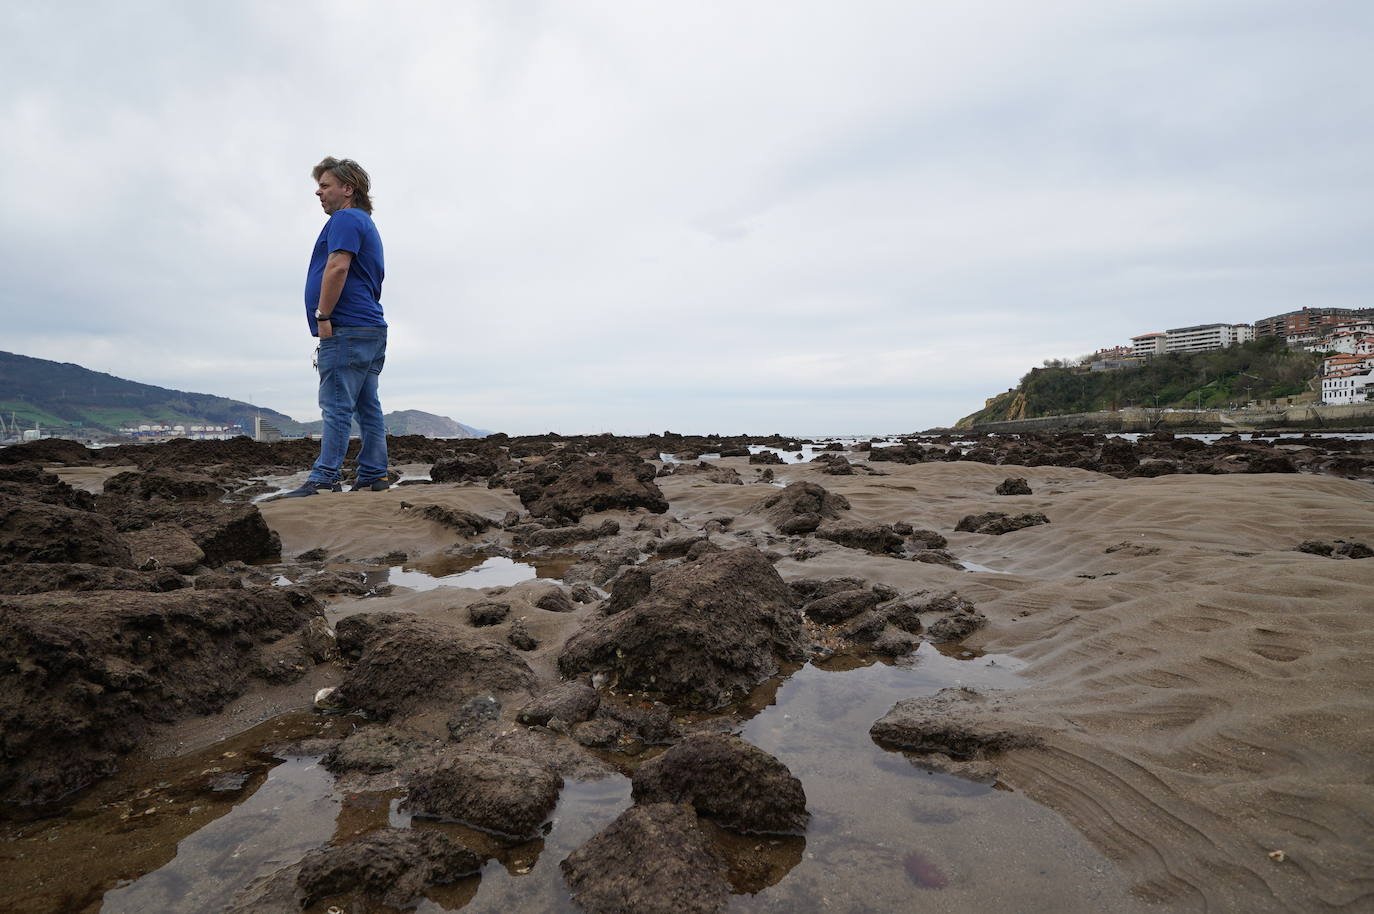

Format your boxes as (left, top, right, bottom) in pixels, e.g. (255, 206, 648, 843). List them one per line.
(0, 350, 303, 438)
(0, 351, 490, 440)
(296, 409, 489, 438)
(386, 410, 491, 438)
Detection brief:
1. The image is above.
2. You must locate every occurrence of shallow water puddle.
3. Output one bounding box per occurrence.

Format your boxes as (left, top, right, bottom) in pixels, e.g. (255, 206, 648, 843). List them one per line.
(99, 756, 340, 913)
(276, 553, 579, 593)
(0, 712, 352, 914)
(5, 647, 1136, 913)
(726, 649, 1134, 911)
(383, 552, 579, 590)
(959, 560, 1012, 574)
(384, 555, 553, 590)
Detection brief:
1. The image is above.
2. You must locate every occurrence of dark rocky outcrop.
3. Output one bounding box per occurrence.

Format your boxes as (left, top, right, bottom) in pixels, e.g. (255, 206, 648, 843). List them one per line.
(871, 628, 919, 656)
(96, 497, 280, 567)
(867, 443, 926, 464)
(787, 577, 866, 606)
(907, 529, 948, 549)
(292, 569, 371, 597)
(404, 751, 563, 839)
(431, 450, 511, 482)
(746, 482, 850, 532)
(121, 524, 207, 572)
(403, 503, 493, 537)
(519, 522, 613, 548)
(0, 586, 321, 806)
(601, 565, 654, 615)
(321, 727, 426, 775)
(954, 511, 1050, 535)
(559, 547, 807, 708)
(801, 589, 883, 624)
(517, 680, 601, 727)
(102, 469, 226, 502)
(870, 688, 1042, 759)
(337, 618, 536, 720)
(580, 698, 682, 750)
(777, 513, 822, 535)
(0, 562, 186, 595)
(1296, 539, 1373, 559)
(561, 803, 730, 914)
(467, 601, 511, 627)
(511, 454, 668, 523)
(995, 477, 1033, 495)
(507, 617, 538, 650)
(654, 534, 708, 557)
(532, 584, 577, 613)
(0, 494, 134, 567)
(295, 828, 482, 910)
(836, 611, 888, 643)
(925, 604, 989, 642)
(0, 438, 91, 465)
(631, 733, 808, 834)
(657, 462, 744, 485)
(0, 466, 95, 511)
(814, 522, 904, 555)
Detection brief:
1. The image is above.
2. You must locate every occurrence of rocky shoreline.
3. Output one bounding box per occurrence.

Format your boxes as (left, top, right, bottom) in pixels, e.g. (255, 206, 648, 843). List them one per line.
(2, 431, 1372, 912)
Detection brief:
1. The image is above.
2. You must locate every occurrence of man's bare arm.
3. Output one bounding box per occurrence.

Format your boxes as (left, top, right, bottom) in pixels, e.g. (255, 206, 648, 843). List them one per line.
(316, 250, 353, 337)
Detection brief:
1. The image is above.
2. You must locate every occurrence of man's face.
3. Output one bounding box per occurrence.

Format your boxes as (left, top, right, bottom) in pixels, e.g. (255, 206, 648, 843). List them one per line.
(316, 173, 353, 214)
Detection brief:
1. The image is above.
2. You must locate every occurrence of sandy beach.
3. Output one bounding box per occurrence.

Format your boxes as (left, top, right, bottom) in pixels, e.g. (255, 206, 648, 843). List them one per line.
(2, 434, 1372, 912)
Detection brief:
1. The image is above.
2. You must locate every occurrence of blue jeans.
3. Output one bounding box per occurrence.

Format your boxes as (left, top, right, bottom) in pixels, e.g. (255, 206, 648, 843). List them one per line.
(309, 326, 388, 484)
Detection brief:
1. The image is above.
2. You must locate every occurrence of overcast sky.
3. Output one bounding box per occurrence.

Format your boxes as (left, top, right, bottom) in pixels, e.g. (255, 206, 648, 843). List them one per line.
(3, 1, 1371, 435)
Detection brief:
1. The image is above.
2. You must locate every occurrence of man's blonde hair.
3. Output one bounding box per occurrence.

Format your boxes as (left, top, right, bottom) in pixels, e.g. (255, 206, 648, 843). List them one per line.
(312, 157, 374, 214)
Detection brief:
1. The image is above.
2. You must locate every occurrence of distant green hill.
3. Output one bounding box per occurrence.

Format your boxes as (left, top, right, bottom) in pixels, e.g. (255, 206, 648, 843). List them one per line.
(0, 351, 490, 440)
(957, 337, 1321, 427)
(0, 350, 304, 438)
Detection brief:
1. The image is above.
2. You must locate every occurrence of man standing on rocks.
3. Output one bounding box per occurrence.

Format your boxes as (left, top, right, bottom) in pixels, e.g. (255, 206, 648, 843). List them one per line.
(282, 157, 391, 497)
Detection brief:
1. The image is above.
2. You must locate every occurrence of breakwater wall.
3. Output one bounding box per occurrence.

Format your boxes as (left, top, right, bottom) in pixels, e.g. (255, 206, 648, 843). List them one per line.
(968, 403, 1374, 435)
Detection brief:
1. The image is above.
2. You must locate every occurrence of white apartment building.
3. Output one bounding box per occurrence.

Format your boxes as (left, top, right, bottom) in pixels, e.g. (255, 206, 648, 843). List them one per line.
(254, 416, 282, 442)
(1318, 330, 1372, 354)
(1322, 354, 1371, 375)
(1164, 323, 1254, 354)
(1322, 369, 1374, 405)
(1130, 332, 1166, 356)
(1328, 319, 1374, 335)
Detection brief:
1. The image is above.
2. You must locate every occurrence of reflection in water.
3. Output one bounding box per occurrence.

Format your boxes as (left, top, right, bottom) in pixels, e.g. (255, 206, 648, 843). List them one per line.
(99, 756, 340, 913)
(704, 822, 806, 894)
(431, 776, 632, 913)
(273, 552, 583, 593)
(382, 553, 581, 591)
(0, 713, 349, 914)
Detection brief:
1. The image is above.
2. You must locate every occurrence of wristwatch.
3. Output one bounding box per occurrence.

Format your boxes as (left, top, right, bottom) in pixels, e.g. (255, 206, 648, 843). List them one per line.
(314, 310, 333, 321)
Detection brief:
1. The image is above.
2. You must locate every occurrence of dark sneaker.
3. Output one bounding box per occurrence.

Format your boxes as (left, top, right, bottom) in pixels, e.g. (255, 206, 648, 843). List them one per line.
(350, 477, 391, 492)
(279, 480, 342, 497)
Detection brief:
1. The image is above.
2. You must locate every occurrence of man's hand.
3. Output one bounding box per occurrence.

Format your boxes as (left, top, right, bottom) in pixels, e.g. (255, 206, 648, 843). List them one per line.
(316, 250, 352, 339)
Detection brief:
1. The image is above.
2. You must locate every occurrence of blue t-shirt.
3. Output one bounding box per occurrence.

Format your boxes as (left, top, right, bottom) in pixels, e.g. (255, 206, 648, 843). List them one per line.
(304, 207, 386, 335)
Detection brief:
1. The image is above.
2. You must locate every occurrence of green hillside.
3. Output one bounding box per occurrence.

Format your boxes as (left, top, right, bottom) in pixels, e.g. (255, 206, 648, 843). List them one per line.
(958, 337, 1321, 427)
(0, 351, 304, 438)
